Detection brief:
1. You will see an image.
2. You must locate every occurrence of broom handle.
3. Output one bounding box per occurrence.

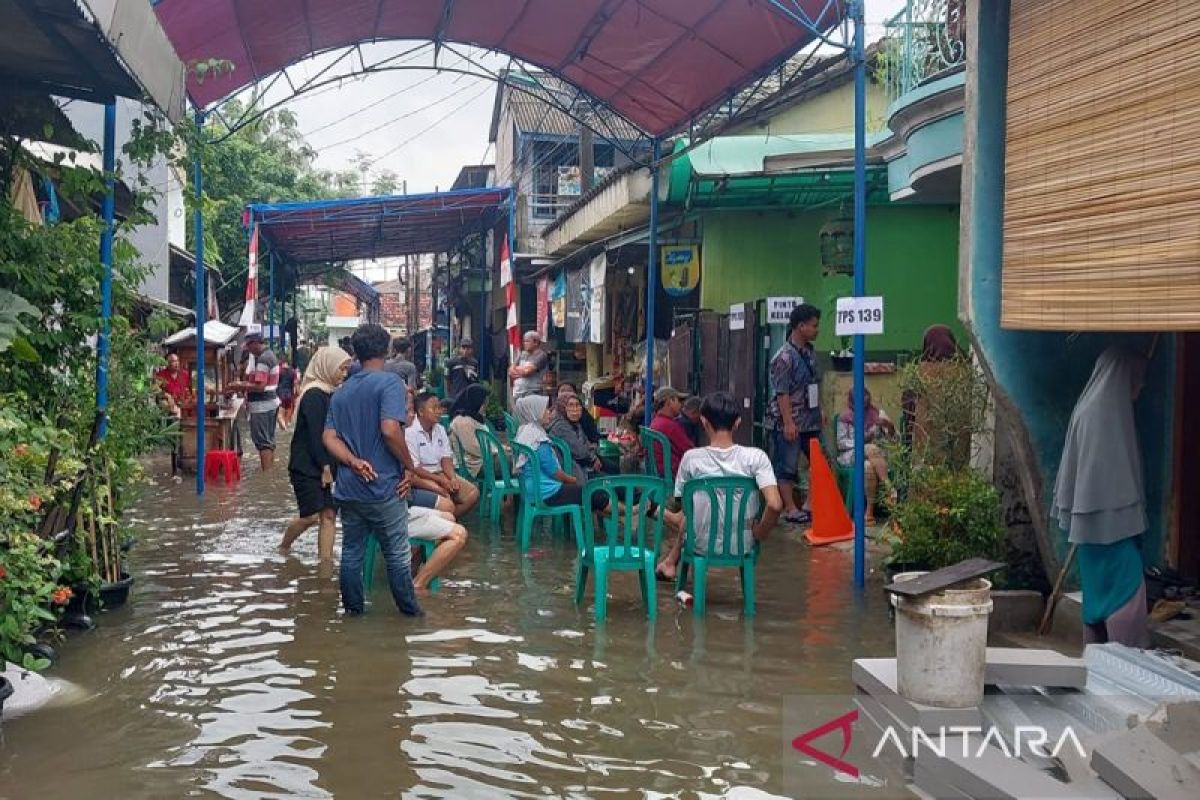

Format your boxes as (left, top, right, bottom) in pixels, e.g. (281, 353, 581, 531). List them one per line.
(1039, 543, 1078, 636)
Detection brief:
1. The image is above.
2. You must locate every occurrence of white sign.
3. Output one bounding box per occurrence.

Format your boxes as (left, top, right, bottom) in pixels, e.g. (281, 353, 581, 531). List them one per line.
(729, 304, 746, 330)
(835, 296, 885, 336)
(766, 296, 805, 325)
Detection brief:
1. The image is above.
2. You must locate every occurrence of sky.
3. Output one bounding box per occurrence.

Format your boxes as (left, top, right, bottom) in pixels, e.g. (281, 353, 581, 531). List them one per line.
(260, 2, 910, 197)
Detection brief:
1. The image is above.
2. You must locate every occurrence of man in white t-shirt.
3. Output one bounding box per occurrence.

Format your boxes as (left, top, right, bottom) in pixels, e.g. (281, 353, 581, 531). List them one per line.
(405, 391, 480, 518)
(657, 392, 783, 578)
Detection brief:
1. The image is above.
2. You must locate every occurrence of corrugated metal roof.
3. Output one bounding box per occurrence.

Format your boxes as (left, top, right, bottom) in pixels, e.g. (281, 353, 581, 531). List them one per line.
(493, 73, 643, 142)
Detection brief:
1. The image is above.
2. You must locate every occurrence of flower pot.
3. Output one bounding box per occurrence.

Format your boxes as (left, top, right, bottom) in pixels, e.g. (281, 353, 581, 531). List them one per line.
(98, 572, 134, 610)
(832, 355, 854, 373)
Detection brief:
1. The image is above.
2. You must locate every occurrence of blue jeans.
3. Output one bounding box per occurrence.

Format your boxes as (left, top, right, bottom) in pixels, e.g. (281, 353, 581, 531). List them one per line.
(338, 497, 422, 616)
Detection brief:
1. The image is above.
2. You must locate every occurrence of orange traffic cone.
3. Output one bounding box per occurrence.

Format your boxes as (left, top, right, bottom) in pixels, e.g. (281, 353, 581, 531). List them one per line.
(803, 438, 854, 546)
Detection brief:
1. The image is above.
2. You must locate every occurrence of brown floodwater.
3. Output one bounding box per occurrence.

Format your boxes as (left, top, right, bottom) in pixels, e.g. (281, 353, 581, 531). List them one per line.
(0, 433, 899, 799)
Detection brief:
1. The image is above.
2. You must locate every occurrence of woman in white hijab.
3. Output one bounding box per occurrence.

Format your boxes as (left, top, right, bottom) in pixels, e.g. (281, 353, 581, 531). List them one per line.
(513, 395, 608, 511)
(1052, 347, 1149, 647)
(281, 346, 351, 558)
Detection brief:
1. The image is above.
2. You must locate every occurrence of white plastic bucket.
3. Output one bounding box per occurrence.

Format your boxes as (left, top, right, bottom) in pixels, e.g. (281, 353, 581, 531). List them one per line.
(891, 571, 993, 708)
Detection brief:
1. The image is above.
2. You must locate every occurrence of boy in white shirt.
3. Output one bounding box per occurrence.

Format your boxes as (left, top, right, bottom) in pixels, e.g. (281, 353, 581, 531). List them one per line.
(405, 391, 480, 518)
(657, 392, 783, 578)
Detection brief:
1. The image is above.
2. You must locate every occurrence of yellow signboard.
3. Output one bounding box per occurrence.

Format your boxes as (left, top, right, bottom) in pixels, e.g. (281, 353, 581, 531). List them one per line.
(660, 244, 700, 296)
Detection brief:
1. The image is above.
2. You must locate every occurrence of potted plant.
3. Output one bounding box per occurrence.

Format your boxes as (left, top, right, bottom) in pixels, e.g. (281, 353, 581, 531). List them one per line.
(1, 530, 67, 677)
(832, 338, 854, 372)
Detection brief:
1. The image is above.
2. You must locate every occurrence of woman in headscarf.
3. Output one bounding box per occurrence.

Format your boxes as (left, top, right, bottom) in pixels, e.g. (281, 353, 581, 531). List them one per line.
(514, 395, 608, 511)
(836, 388, 896, 525)
(556, 382, 601, 443)
(921, 324, 960, 362)
(1052, 347, 1150, 648)
(281, 346, 352, 559)
(547, 392, 602, 483)
(447, 383, 491, 478)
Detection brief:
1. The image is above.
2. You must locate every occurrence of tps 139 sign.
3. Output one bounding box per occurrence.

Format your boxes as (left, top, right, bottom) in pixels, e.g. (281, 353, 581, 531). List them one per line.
(835, 296, 884, 336)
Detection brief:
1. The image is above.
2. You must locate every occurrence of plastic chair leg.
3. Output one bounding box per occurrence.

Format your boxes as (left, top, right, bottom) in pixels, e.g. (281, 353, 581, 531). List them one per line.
(518, 510, 533, 552)
(692, 557, 709, 616)
(641, 555, 657, 620)
(593, 562, 608, 622)
(741, 562, 756, 617)
(417, 539, 439, 592)
(574, 560, 589, 606)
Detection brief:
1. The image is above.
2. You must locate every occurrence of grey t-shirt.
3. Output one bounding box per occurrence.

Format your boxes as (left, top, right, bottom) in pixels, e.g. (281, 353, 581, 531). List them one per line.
(383, 357, 419, 390)
(512, 350, 548, 398)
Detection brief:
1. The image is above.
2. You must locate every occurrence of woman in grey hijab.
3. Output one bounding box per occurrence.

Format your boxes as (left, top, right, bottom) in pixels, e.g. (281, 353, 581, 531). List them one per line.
(1052, 347, 1149, 647)
(513, 395, 608, 511)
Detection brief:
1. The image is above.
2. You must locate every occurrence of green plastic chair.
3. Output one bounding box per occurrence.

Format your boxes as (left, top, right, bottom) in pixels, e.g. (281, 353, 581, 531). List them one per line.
(438, 413, 450, 429)
(503, 412, 518, 441)
(640, 425, 673, 493)
(548, 434, 576, 477)
(510, 440, 584, 552)
(363, 535, 438, 592)
(448, 426, 478, 483)
(476, 428, 521, 524)
(675, 476, 763, 616)
(577, 475, 665, 622)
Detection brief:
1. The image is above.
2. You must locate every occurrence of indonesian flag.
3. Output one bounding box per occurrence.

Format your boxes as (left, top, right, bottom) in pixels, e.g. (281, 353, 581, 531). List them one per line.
(500, 235, 519, 352)
(237, 222, 259, 329)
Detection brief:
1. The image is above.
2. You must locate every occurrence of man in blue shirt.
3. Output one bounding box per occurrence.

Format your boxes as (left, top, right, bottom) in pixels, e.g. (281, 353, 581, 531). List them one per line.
(323, 323, 422, 616)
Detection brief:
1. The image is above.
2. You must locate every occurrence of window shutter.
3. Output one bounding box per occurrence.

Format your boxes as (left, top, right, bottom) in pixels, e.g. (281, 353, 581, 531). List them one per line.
(1002, 0, 1200, 330)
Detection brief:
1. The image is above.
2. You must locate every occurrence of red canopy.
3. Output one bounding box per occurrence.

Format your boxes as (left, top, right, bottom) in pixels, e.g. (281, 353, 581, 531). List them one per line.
(154, 0, 842, 137)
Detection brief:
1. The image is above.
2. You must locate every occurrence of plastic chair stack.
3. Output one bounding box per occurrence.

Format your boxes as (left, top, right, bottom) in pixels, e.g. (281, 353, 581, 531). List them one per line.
(204, 450, 241, 484)
(676, 475, 763, 616)
(510, 441, 583, 552)
(577, 475, 664, 621)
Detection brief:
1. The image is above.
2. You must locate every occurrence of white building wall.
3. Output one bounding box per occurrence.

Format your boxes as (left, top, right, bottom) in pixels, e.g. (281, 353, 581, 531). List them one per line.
(62, 97, 182, 303)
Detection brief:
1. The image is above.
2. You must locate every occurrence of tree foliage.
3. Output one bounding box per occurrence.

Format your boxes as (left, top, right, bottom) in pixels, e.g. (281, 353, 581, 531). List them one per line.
(187, 102, 361, 311)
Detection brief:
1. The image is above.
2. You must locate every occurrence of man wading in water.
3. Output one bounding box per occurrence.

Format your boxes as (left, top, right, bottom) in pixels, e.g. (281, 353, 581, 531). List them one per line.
(322, 323, 422, 617)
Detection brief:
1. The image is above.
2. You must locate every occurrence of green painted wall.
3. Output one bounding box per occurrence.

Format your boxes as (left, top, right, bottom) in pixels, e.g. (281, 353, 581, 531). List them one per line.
(699, 205, 963, 353)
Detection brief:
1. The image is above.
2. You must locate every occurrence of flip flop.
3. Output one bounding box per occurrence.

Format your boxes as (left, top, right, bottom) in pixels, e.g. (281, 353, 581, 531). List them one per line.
(784, 510, 810, 525)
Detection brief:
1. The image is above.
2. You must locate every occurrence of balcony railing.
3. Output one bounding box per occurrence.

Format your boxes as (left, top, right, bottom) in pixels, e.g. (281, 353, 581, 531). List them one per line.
(881, 0, 967, 101)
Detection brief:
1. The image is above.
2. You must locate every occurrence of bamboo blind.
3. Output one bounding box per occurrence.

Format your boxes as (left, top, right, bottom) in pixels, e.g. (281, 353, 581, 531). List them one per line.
(1002, 0, 1200, 331)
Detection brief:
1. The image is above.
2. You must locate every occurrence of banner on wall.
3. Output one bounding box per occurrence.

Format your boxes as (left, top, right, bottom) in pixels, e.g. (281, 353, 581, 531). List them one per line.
(589, 253, 606, 345)
(565, 266, 591, 343)
(550, 272, 566, 328)
(660, 243, 700, 297)
(536, 277, 549, 339)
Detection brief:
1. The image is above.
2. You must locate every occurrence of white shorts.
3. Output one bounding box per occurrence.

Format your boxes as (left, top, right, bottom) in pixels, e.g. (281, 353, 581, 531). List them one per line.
(408, 506, 456, 541)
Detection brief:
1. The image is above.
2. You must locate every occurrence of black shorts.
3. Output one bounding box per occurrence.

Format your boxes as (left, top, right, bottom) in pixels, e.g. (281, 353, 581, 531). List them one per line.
(291, 472, 333, 518)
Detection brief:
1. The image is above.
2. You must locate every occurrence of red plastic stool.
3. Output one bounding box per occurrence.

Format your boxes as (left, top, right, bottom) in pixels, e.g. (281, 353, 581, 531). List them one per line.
(204, 450, 241, 484)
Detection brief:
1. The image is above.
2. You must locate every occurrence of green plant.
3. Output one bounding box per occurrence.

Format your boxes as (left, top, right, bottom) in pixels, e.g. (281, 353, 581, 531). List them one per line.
(484, 387, 504, 420)
(886, 467, 1007, 582)
(0, 531, 66, 671)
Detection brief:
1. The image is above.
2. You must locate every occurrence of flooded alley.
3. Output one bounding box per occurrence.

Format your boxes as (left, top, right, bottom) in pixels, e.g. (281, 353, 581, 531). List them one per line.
(0, 435, 895, 798)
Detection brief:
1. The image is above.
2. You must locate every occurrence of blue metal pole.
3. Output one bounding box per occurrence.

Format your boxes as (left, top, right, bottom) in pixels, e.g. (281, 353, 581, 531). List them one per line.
(852, 1, 868, 590)
(96, 101, 116, 438)
(194, 111, 207, 496)
(643, 139, 661, 428)
(269, 250, 276, 350)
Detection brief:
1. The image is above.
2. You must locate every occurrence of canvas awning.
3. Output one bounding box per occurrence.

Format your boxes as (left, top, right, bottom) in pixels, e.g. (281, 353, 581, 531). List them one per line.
(163, 320, 241, 347)
(1, 0, 186, 121)
(249, 187, 511, 266)
(153, 0, 843, 137)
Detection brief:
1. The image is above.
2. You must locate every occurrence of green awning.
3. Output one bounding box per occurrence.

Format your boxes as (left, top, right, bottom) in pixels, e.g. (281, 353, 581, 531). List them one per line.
(669, 134, 889, 208)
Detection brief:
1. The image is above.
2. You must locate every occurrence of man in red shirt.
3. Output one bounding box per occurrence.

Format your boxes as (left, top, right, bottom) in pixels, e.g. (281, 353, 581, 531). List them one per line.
(156, 352, 190, 414)
(649, 387, 694, 478)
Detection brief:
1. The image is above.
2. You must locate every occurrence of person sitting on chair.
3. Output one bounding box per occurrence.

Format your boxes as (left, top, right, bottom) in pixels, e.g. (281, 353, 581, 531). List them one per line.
(513, 395, 609, 512)
(656, 392, 782, 580)
(405, 391, 480, 519)
(835, 388, 896, 525)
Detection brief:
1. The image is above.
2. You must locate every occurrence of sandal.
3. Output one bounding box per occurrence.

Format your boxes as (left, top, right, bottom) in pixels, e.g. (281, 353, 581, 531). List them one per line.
(783, 510, 811, 525)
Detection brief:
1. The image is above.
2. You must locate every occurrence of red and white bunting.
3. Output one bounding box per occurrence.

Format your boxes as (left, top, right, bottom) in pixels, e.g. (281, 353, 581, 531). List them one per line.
(237, 223, 259, 329)
(500, 235, 520, 353)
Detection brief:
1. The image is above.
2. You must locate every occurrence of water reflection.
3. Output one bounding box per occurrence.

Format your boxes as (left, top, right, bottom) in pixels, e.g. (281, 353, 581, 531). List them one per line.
(0, 442, 897, 798)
